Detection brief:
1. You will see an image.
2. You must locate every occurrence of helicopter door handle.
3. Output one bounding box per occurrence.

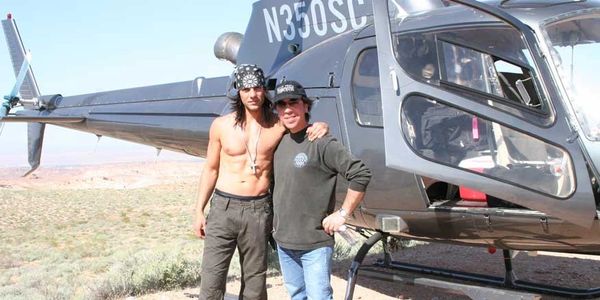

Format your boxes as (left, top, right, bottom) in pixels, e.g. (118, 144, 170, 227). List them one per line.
(484, 214, 493, 232)
(390, 70, 399, 95)
(540, 216, 549, 233)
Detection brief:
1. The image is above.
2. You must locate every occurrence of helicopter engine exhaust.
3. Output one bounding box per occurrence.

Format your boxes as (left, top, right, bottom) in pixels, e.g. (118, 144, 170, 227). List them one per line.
(213, 32, 243, 64)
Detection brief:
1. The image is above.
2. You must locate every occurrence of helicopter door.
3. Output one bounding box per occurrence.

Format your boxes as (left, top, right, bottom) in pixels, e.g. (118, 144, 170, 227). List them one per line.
(371, 1, 596, 228)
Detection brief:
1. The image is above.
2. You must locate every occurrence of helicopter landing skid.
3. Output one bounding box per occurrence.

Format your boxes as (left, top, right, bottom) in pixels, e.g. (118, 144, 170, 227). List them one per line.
(344, 233, 600, 299)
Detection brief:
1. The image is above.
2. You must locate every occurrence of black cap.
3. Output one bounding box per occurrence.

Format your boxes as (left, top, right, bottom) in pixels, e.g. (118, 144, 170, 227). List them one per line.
(273, 80, 307, 103)
(234, 64, 265, 89)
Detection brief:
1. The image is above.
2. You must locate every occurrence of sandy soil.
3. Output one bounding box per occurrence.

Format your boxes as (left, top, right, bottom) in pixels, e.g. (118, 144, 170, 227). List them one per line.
(2, 161, 600, 299)
(0, 161, 203, 190)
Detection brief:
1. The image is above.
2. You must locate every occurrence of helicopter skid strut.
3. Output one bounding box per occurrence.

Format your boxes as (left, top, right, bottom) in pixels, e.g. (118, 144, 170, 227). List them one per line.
(344, 232, 600, 299)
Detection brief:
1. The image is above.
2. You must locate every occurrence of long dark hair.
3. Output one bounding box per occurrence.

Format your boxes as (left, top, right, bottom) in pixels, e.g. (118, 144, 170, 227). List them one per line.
(230, 92, 274, 128)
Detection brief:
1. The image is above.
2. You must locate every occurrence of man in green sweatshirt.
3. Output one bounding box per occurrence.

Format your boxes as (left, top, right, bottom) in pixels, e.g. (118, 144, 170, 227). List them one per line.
(272, 80, 372, 300)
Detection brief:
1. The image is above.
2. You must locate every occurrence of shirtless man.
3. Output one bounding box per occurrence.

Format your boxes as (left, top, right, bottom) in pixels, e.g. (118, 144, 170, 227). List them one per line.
(193, 65, 326, 300)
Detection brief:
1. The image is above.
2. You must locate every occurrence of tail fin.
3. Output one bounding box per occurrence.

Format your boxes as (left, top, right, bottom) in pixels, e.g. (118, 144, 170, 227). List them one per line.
(2, 13, 45, 176)
(2, 13, 40, 100)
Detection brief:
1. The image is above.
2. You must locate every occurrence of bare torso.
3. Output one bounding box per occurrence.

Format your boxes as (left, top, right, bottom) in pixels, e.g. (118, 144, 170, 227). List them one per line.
(214, 113, 284, 196)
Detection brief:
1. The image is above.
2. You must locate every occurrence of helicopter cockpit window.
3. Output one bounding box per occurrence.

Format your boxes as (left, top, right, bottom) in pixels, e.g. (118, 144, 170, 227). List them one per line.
(352, 48, 383, 127)
(440, 41, 541, 109)
(402, 95, 575, 198)
(392, 29, 545, 114)
(544, 11, 600, 141)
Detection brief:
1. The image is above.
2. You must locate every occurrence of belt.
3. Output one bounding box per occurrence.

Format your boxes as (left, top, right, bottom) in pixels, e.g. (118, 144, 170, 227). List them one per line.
(214, 189, 271, 201)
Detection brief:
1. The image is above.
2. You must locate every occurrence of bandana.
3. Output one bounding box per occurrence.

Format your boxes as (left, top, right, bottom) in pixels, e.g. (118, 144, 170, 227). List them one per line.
(234, 64, 265, 89)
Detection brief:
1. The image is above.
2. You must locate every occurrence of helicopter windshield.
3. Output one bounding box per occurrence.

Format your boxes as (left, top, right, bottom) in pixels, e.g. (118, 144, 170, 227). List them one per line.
(544, 10, 600, 142)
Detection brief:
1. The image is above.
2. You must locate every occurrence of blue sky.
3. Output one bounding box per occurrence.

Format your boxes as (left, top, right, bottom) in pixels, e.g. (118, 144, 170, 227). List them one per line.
(0, 1, 253, 167)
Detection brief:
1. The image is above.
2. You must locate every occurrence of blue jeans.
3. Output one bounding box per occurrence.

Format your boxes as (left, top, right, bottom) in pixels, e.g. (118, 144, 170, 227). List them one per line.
(277, 245, 334, 300)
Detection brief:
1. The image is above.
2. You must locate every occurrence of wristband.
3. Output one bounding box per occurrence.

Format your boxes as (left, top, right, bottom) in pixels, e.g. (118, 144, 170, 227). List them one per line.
(338, 207, 348, 219)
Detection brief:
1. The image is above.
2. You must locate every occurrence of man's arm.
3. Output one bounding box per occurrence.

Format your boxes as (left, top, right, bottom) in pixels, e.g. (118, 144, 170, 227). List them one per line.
(320, 139, 372, 234)
(193, 118, 222, 239)
(322, 188, 365, 235)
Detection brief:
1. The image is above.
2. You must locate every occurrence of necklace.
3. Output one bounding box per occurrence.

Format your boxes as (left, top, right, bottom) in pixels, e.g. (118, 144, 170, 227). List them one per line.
(243, 125, 261, 175)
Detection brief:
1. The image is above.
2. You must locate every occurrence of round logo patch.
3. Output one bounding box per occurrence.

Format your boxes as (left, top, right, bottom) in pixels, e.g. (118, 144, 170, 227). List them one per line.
(241, 74, 259, 89)
(293, 153, 308, 168)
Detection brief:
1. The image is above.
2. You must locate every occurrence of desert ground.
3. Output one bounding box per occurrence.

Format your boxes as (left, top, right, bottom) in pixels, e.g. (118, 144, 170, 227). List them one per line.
(1, 161, 600, 299)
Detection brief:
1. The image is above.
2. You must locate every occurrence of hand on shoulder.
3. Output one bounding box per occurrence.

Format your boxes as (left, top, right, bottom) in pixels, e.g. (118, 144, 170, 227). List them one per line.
(307, 122, 329, 141)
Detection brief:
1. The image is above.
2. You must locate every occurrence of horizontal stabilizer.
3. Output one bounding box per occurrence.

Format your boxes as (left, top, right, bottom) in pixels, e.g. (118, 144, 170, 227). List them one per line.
(0, 116, 85, 123)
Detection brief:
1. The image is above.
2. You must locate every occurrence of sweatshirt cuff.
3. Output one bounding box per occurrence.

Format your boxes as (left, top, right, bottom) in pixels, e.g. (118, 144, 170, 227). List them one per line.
(349, 181, 367, 192)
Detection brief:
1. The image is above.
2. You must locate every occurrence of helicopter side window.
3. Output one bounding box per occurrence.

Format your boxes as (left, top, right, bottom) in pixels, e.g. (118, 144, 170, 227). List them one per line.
(441, 42, 499, 95)
(352, 48, 383, 127)
(393, 29, 546, 116)
(394, 33, 440, 84)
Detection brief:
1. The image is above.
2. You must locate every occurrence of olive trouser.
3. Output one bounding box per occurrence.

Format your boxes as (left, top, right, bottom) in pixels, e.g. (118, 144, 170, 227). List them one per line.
(199, 190, 272, 300)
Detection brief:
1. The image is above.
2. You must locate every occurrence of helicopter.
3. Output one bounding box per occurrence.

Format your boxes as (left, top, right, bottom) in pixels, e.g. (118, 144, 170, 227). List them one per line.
(2, 0, 600, 298)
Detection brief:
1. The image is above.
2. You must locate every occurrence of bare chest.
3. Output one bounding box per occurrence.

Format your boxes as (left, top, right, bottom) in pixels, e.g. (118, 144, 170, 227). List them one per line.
(220, 126, 282, 159)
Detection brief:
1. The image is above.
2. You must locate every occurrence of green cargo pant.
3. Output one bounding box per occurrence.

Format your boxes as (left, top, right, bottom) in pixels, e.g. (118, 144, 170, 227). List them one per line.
(199, 190, 272, 300)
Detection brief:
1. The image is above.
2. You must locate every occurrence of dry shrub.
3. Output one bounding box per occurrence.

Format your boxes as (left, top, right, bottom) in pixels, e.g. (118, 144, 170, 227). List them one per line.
(91, 251, 201, 299)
